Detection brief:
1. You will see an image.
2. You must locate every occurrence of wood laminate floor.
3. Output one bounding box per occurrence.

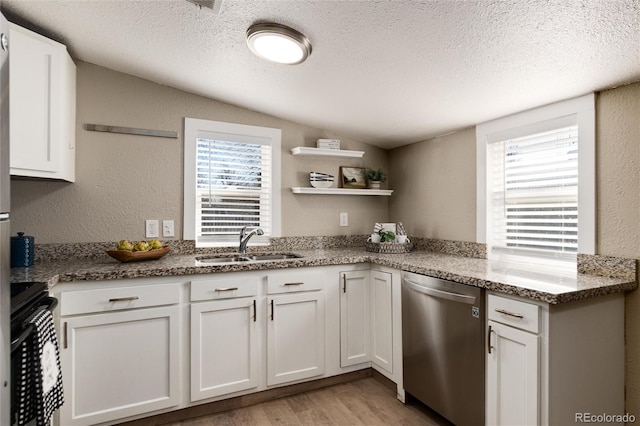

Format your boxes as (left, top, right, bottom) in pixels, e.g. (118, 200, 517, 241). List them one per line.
(164, 377, 452, 426)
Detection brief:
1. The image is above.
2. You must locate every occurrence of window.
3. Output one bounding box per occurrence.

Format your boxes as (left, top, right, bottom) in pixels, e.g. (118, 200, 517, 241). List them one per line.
(184, 118, 281, 247)
(477, 94, 595, 270)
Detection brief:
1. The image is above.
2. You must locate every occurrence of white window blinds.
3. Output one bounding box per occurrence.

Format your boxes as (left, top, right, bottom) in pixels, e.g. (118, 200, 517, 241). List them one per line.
(488, 124, 579, 263)
(195, 137, 272, 245)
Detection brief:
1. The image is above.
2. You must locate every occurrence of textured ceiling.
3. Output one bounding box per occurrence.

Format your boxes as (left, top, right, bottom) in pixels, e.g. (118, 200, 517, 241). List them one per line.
(2, 0, 639, 149)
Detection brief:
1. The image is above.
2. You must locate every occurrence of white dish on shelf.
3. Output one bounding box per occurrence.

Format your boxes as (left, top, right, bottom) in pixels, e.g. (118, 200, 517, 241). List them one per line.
(310, 180, 333, 188)
(309, 172, 334, 188)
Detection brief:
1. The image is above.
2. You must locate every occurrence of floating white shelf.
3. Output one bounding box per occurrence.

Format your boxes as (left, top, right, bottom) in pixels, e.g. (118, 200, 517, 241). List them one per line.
(291, 187, 393, 196)
(290, 147, 365, 158)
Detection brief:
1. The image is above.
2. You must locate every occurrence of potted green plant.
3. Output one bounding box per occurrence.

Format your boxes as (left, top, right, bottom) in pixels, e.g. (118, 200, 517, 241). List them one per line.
(378, 230, 396, 242)
(365, 168, 387, 189)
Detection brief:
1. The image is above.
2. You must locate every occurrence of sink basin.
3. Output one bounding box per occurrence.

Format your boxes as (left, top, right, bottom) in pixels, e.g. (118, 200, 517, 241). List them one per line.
(245, 253, 301, 261)
(196, 253, 301, 265)
(195, 256, 251, 264)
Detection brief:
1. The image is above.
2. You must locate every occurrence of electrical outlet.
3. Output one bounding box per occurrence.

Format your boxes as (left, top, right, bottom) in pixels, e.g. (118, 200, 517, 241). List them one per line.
(340, 212, 348, 227)
(145, 220, 159, 238)
(163, 220, 175, 238)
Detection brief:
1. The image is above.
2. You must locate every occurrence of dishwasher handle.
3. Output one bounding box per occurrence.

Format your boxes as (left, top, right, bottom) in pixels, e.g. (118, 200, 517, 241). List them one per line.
(403, 279, 477, 305)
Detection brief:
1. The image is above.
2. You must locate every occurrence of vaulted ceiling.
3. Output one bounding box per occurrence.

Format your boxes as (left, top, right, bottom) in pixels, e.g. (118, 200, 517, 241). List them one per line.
(3, 0, 639, 149)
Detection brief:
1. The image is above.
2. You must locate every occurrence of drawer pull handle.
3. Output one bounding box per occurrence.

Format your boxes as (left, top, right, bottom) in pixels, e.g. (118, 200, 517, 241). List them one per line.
(495, 308, 524, 319)
(108, 296, 139, 302)
(214, 287, 238, 292)
(284, 282, 304, 286)
(253, 299, 257, 322)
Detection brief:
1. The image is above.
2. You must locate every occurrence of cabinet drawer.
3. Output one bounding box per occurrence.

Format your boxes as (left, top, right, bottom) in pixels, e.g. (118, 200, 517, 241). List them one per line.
(267, 270, 323, 294)
(190, 276, 259, 301)
(60, 283, 180, 316)
(488, 294, 540, 334)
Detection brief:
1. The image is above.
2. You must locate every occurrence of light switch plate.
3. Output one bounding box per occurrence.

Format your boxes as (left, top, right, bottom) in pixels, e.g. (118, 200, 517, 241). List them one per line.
(145, 220, 159, 238)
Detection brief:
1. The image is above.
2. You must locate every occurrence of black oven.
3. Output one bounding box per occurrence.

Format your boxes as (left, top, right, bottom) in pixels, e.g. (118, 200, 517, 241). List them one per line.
(10, 282, 58, 425)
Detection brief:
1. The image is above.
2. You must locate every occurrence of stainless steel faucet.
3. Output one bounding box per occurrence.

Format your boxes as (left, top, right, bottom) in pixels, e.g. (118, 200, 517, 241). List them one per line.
(239, 226, 264, 254)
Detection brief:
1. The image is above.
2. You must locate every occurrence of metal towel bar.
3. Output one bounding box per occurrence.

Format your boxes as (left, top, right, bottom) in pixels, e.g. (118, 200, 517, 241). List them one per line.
(84, 123, 178, 139)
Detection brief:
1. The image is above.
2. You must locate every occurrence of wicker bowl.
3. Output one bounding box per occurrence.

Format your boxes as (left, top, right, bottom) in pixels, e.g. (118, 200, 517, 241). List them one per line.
(364, 241, 412, 254)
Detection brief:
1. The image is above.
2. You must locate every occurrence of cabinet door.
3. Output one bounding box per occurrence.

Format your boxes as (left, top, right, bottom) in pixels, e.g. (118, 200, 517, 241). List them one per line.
(267, 291, 325, 386)
(59, 306, 179, 426)
(339, 271, 371, 367)
(9, 24, 75, 181)
(371, 270, 393, 373)
(9, 24, 60, 173)
(486, 320, 540, 426)
(191, 298, 259, 401)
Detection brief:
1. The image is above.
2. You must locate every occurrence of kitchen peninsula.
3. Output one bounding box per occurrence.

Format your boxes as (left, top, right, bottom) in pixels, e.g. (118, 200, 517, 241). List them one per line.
(9, 237, 637, 426)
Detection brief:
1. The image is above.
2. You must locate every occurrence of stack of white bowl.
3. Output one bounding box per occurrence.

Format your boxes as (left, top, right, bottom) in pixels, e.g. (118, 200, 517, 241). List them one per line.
(309, 172, 334, 188)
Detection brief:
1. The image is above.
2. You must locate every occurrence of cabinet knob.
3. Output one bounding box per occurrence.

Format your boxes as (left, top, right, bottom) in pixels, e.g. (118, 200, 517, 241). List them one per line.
(1, 34, 7, 52)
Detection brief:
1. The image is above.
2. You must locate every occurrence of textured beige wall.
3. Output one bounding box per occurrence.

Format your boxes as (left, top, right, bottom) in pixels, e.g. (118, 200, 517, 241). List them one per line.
(596, 82, 640, 416)
(10, 62, 388, 243)
(388, 127, 476, 241)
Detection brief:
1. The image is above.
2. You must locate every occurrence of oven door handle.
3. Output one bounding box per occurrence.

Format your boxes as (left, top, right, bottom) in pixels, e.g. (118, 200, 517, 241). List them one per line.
(23, 297, 59, 325)
(10, 324, 34, 354)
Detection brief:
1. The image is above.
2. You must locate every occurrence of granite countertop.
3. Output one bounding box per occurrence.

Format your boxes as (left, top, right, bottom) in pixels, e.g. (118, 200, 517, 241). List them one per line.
(10, 247, 637, 304)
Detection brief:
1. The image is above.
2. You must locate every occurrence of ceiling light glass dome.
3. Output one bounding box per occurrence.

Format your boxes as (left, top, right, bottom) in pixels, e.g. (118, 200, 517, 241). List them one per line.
(246, 23, 312, 65)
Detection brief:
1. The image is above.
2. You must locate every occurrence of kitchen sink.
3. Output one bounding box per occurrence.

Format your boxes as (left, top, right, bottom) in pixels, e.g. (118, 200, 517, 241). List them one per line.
(245, 253, 301, 261)
(196, 256, 251, 264)
(196, 253, 301, 265)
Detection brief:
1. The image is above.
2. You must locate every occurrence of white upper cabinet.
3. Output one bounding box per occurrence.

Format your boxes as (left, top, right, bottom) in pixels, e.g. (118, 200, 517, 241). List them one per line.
(9, 23, 76, 181)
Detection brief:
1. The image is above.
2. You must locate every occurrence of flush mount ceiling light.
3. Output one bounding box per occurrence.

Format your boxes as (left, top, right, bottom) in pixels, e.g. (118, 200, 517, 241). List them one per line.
(246, 23, 312, 65)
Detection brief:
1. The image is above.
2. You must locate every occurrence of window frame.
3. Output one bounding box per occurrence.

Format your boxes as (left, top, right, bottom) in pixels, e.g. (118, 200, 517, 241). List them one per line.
(183, 117, 282, 248)
(476, 94, 596, 267)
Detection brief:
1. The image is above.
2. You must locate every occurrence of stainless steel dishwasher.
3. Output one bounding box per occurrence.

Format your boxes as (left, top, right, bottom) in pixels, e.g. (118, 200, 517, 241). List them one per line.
(402, 271, 485, 426)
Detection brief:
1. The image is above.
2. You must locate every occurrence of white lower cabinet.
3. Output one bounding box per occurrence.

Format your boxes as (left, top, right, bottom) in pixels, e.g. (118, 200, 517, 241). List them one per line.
(370, 270, 393, 374)
(189, 276, 260, 401)
(57, 283, 181, 426)
(486, 292, 625, 426)
(486, 320, 539, 426)
(339, 270, 371, 367)
(487, 293, 540, 426)
(53, 266, 407, 425)
(190, 298, 259, 401)
(267, 270, 325, 386)
(339, 269, 394, 374)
